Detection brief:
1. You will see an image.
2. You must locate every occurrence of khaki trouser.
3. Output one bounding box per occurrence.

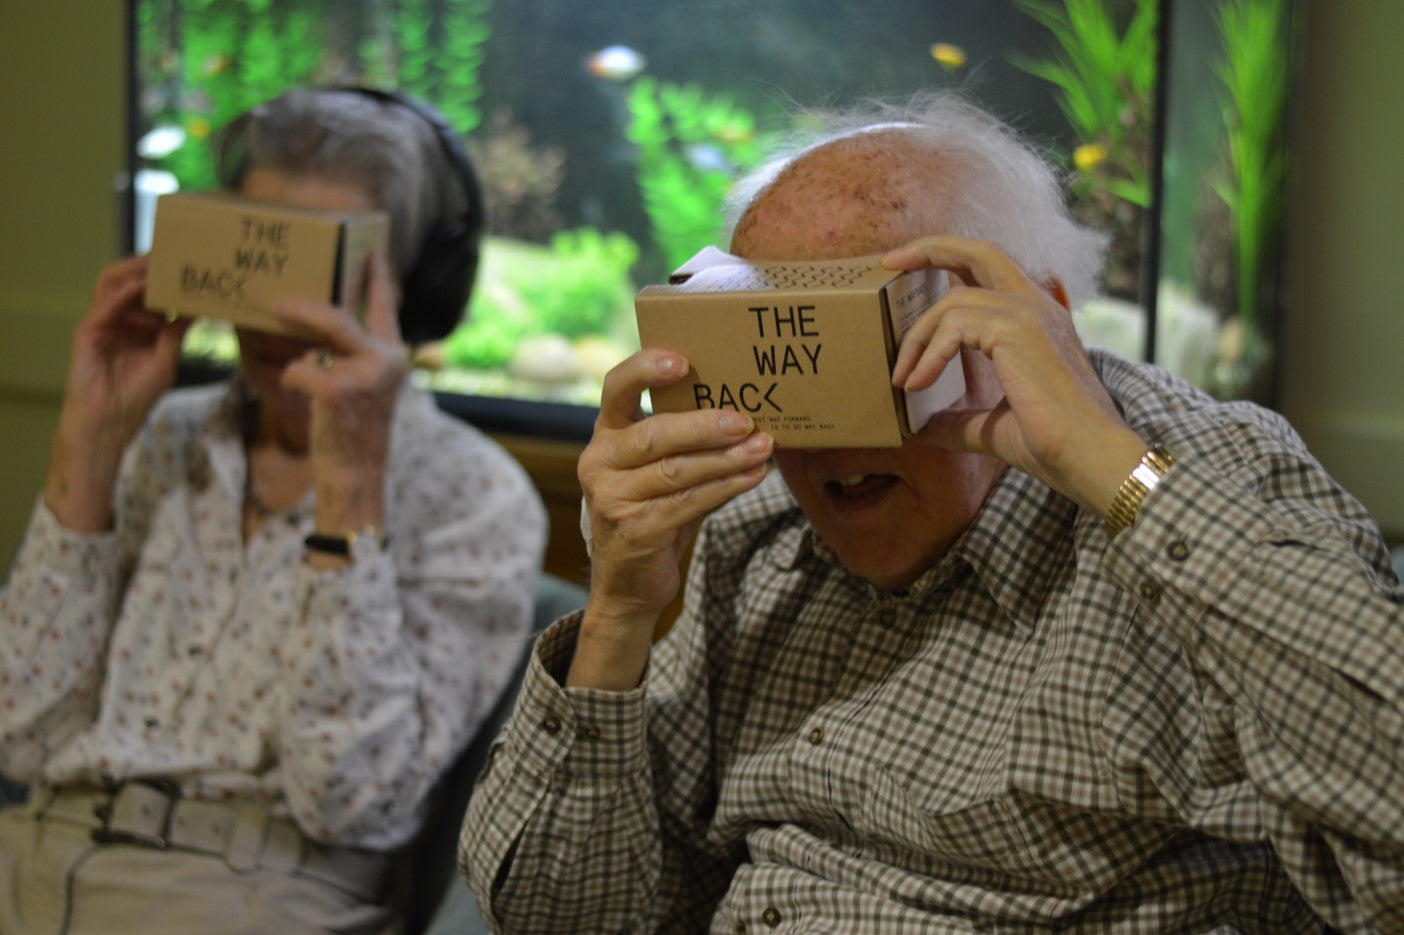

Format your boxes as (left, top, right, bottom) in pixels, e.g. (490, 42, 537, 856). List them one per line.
(0, 785, 397, 935)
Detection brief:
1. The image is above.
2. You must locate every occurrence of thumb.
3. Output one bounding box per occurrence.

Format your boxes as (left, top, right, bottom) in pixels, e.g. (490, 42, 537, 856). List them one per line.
(361, 251, 403, 344)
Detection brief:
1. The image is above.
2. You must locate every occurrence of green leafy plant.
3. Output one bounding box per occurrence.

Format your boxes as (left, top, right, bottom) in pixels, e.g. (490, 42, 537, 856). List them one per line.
(389, 0, 489, 133)
(1212, 0, 1288, 344)
(137, 0, 491, 192)
(1011, 0, 1158, 298)
(444, 228, 639, 369)
(626, 78, 767, 272)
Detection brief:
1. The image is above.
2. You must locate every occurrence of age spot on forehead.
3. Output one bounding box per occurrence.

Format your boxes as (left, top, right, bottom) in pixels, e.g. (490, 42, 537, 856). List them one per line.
(732, 127, 942, 261)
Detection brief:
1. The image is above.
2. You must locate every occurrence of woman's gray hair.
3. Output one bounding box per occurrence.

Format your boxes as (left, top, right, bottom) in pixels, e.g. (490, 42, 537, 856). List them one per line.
(213, 88, 469, 287)
(727, 91, 1109, 309)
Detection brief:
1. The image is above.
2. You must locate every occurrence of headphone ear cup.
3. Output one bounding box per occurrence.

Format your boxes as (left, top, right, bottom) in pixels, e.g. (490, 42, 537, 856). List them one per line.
(329, 85, 483, 345)
(398, 217, 478, 346)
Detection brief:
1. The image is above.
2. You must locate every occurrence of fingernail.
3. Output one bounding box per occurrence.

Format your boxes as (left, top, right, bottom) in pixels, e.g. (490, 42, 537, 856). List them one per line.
(742, 433, 771, 454)
(718, 411, 751, 434)
(657, 355, 685, 376)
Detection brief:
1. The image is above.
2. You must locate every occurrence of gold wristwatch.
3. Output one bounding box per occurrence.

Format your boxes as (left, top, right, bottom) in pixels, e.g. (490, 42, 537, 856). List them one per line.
(1104, 445, 1175, 538)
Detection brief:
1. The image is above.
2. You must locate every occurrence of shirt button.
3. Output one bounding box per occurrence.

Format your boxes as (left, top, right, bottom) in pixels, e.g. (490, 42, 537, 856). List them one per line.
(807, 726, 823, 745)
(762, 907, 782, 928)
(1166, 540, 1190, 561)
(541, 714, 562, 735)
(1138, 581, 1161, 606)
(581, 723, 601, 740)
(874, 607, 894, 628)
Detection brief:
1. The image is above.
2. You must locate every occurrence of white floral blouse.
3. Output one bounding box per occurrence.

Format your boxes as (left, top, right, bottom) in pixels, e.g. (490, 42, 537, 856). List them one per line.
(0, 381, 546, 850)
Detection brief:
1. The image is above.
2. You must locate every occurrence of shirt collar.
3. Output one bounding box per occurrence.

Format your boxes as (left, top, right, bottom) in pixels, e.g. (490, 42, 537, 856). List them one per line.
(945, 468, 1080, 634)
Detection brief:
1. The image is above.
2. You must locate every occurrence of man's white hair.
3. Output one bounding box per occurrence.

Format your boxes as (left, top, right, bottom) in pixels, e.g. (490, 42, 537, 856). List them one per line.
(726, 92, 1109, 309)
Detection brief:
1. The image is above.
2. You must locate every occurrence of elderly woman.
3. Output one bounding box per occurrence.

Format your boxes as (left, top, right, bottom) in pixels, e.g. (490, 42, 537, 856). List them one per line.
(0, 88, 546, 933)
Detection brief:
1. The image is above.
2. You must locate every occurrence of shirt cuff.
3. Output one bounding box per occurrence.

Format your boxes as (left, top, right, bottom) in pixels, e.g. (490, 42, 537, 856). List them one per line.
(1103, 457, 1279, 627)
(505, 613, 649, 782)
(26, 496, 120, 581)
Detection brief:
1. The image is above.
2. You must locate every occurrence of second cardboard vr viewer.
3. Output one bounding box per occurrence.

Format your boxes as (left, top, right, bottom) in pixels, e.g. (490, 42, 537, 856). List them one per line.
(144, 191, 390, 336)
(635, 247, 965, 447)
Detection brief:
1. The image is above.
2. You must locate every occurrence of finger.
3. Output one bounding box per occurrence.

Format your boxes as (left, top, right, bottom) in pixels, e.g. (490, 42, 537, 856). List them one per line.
(590, 458, 770, 550)
(147, 316, 193, 372)
(603, 404, 760, 470)
(93, 255, 151, 298)
(881, 236, 1040, 297)
(606, 424, 773, 503)
(360, 251, 403, 345)
(83, 276, 154, 334)
(891, 288, 1011, 389)
(597, 350, 689, 430)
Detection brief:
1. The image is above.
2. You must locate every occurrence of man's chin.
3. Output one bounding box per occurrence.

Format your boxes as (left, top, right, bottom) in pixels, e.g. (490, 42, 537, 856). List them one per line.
(832, 545, 925, 593)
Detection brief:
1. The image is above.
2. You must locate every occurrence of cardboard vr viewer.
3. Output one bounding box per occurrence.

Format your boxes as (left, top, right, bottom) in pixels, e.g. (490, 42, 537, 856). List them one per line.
(634, 246, 966, 447)
(144, 191, 390, 336)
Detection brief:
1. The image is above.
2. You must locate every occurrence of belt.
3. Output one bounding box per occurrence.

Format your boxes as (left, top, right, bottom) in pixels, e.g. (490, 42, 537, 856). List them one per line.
(33, 782, 387, 898)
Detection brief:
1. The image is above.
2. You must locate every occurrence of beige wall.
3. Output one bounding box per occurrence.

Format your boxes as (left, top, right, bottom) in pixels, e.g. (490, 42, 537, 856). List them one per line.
(1280, 0, 1404, 541)
(0, 0, 1401, 571)
(0, 2, 127, 565)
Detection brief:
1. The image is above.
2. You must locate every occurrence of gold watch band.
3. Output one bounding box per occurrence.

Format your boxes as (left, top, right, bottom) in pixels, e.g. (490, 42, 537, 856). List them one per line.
(1105, 445, 1175, 538)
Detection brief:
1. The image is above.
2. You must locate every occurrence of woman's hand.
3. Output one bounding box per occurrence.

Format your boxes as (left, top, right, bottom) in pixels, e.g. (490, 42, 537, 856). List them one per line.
(44, 256, 190, 532)
(882, 236, 1147, 516)
(275, 251, 409, 540)
(569, 349, 773, 690)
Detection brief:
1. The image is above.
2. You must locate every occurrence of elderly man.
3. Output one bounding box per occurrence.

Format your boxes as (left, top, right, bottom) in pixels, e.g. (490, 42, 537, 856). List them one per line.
(462, 94, 1402, 932)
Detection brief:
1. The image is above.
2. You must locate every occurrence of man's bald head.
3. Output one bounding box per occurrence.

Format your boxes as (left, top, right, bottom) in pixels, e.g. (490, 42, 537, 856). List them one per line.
(725, 94, 1108, 309)
(731, 126, 956, 261)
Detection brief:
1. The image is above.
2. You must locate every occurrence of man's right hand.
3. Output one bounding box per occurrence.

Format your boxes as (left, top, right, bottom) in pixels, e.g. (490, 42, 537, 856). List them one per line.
(44, 256, 189, 533)
(568, 349, 773, 691)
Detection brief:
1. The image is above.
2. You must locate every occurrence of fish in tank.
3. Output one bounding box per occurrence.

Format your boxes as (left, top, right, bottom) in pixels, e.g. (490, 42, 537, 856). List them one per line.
(131, 0, 1299, 422)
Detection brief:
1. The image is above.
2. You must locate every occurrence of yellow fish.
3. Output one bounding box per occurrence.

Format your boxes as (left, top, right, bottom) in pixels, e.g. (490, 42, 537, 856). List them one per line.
(930, 43, 966, 71)
(1073, 142, 1108, 171)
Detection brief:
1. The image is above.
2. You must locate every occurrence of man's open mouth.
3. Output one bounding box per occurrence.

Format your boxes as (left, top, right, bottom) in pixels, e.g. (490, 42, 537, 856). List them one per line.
(826, 473, 898, 503)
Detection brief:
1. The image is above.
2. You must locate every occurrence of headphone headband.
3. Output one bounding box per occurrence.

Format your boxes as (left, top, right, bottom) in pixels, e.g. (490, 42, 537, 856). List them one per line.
(334, 85, 484, 345)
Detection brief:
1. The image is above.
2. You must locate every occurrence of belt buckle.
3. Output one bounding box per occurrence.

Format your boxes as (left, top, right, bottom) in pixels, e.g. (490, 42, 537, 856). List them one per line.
(89, 778, 179, 851)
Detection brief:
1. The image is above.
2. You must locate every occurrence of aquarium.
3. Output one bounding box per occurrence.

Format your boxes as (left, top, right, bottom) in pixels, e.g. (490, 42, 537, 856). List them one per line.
(127, 0, 1299, 437)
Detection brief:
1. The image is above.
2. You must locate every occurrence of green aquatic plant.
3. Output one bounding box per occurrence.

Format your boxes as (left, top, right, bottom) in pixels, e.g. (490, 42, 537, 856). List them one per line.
(139, 0, 322, 191)
(1212, 0, 1288, 344)
(444, 228, 639, 369)
(390, 0, 489, 133)
(137, 0, 490, 193)
(1011, 0, 1158, 298)
(626, 78, 766, 271)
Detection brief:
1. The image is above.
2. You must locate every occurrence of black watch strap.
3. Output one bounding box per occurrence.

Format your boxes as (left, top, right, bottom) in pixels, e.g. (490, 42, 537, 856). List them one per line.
(303, 527, 388, 557)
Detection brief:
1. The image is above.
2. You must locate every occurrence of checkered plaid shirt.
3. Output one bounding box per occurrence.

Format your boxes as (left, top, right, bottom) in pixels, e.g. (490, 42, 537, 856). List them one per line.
(462, 350, 1403, 933)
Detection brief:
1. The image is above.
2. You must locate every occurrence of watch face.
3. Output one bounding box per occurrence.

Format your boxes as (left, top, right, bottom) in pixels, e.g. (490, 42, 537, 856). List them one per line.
(349, 527, 387, 563)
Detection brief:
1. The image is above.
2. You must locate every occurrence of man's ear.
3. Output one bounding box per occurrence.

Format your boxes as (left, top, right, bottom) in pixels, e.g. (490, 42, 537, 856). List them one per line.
(1040, 274, 1071, 311)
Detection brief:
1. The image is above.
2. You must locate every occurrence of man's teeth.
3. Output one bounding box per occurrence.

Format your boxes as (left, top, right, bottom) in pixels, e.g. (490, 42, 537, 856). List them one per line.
(840, 474, 867, 487)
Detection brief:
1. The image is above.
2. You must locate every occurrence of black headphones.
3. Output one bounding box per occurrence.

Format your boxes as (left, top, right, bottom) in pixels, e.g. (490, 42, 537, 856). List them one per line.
(337, 86, 485, 346)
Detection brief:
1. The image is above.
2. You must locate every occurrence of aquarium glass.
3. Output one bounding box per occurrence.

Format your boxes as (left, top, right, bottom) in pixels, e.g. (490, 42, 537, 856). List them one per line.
(1153, 0, 1298, 404)
(129, 0, 1299, 435)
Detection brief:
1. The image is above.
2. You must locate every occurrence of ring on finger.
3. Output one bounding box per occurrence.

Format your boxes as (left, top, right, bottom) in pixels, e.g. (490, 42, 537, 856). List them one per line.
(316, 350, 333, 370)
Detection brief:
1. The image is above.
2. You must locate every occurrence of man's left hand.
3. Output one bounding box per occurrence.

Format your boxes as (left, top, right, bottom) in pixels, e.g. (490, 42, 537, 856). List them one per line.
(882, 235, 1148, 517)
